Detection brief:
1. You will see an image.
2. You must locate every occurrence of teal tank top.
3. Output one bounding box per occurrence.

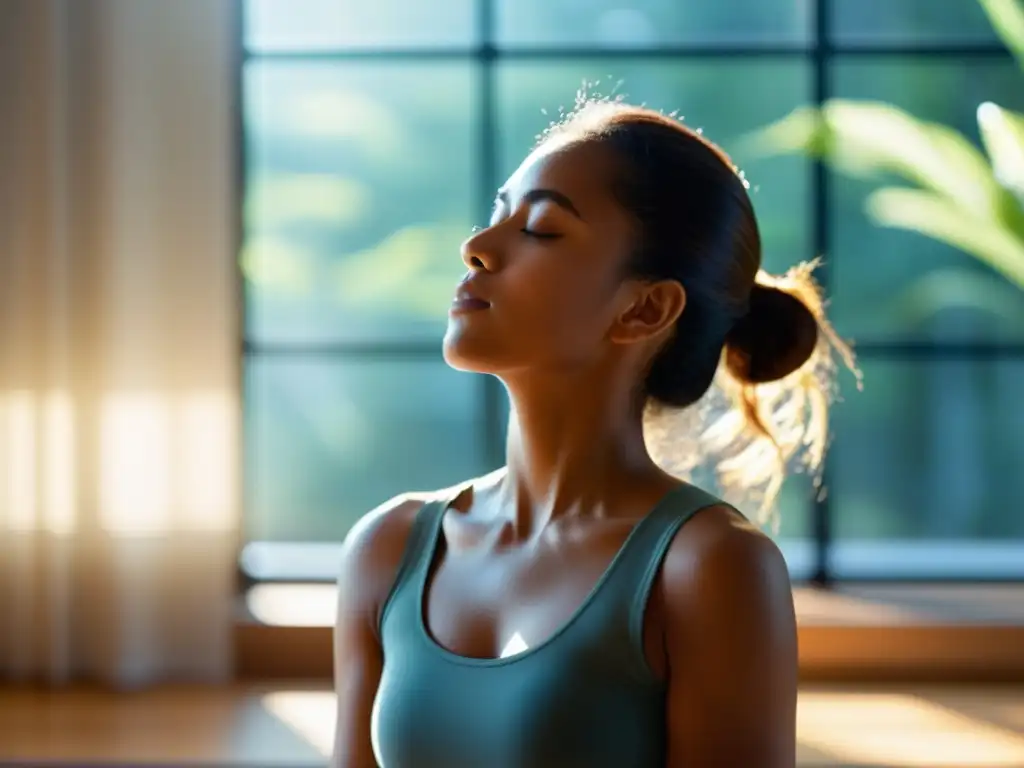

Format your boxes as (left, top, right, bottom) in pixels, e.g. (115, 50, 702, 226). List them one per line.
(371, 483, 727, 768)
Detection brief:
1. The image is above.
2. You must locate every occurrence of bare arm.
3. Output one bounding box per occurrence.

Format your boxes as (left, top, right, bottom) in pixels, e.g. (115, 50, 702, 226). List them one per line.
(663, 507, 798, 767)
(331, 495, 426, 768)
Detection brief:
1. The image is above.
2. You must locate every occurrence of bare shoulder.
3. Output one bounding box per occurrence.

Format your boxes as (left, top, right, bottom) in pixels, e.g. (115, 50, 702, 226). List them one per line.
(660, 503, 794, 634)
(339, 493, 425, 578)
(336, 482, 467, 628)
(656, 502, 798, 765)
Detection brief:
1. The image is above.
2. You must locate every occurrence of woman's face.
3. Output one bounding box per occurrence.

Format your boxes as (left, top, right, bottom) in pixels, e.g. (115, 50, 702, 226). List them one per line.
(442, 139, 646, 380)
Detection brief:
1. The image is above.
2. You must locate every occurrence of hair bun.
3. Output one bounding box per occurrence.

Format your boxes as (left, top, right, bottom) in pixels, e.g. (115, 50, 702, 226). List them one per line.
(724, 283, 819, 384)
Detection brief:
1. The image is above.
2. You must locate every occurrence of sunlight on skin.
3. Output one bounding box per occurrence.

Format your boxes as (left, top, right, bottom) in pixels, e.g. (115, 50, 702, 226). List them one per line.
(500, 631, 530, 659)
(263, 689, 1024, 765)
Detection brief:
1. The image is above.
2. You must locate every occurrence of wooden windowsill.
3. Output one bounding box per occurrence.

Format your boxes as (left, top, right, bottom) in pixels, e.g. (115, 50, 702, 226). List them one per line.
(234, 583, 1024, 683)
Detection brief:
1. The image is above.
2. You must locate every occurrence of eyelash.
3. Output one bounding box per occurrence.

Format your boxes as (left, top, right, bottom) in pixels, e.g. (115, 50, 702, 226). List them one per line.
(473, 222, 560, 240)
(521, 228, 561, 240)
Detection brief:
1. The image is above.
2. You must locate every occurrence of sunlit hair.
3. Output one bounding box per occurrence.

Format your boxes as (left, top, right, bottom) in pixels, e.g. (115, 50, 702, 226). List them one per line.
(542, 95, 861, 531)
(645, 261, 860, 531)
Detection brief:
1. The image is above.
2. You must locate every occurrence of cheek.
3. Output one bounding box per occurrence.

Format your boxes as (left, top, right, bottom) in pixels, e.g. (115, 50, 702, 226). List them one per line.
(503, 250, 621, 339)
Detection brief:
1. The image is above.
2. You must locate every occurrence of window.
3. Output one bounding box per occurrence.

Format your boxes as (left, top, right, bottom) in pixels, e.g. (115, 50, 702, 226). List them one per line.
(239, 0, 1024, 582)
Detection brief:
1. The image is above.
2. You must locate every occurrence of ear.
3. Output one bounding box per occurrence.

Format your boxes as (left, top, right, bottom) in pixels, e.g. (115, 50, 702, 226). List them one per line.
(608, 279, 686, 346)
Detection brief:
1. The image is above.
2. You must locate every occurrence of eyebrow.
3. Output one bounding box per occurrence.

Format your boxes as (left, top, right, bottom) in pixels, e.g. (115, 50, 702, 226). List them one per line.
(496, 187, 584, 220)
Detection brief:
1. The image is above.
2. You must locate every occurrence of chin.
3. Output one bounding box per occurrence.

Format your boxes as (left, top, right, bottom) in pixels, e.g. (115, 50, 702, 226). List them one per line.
(442, 322, 509, 374)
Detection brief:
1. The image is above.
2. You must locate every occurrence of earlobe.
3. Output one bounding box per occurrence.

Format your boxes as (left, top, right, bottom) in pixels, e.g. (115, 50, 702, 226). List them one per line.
(608, 280, 686, 345)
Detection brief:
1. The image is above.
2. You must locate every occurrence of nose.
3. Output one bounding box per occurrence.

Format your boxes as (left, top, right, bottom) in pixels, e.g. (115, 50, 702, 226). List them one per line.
(461, 226, 497, 272)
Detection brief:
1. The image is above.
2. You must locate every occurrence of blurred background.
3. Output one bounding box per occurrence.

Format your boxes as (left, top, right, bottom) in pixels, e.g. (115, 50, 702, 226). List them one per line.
(2, 0, 1023, 766)
(239, 0, 1024, 581)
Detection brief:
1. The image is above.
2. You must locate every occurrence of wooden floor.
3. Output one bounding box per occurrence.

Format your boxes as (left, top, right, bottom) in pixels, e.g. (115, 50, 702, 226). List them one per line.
(1, 683, 1023, 767)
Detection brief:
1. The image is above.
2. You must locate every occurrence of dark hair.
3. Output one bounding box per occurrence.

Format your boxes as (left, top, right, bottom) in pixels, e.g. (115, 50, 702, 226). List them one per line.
(543, 100, 859, 523)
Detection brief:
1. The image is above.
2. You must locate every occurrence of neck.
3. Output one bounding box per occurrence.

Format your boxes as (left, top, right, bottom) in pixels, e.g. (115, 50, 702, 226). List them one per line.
(496, 370, 661, 538)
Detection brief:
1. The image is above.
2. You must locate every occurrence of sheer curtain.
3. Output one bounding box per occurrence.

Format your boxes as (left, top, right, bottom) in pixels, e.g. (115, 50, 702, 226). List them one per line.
(0, 0, 239, 686)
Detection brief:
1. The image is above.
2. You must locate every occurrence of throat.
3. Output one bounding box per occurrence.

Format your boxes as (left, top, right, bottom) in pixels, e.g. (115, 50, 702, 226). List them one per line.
(499, 386, 661, 540)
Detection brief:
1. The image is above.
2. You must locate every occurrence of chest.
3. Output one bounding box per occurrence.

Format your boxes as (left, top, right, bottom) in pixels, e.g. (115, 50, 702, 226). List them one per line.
(422, 520, 669, 675)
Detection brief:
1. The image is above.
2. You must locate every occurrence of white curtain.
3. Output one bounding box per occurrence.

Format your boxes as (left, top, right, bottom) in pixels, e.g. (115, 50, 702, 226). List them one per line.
(0, 0, 239, 687)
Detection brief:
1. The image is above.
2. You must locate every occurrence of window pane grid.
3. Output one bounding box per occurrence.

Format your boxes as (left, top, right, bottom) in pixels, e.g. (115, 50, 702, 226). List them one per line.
(239, 0, 1024, 582)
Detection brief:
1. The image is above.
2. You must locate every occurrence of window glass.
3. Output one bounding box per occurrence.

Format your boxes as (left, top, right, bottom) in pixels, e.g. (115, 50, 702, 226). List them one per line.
(245, 0, 478, 51)
(832, 0, 1001, 45)
(244, 357, 493, 541)
(495, 0, 811, 47)
(830, 59, 1024, 342)
(243, 61, 477, 344)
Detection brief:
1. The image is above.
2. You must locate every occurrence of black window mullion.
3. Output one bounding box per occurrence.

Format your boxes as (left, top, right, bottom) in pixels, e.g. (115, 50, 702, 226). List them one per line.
(239, 45, 1012, 62)
(812, 0, 835, 587)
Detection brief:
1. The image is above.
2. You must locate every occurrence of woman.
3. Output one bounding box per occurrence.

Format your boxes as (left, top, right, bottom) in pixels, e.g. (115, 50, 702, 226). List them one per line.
(331, 100, 855, 768)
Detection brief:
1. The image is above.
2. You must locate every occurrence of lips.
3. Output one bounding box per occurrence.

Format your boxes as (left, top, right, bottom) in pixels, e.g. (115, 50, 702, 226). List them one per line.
(450, 283, 490, 313)
(451, 295, 490, 312)
(452, 296, 489, 308)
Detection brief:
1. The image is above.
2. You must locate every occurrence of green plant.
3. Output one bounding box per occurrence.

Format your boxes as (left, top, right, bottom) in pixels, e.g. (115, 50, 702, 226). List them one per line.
(745, 0, 1024, 291)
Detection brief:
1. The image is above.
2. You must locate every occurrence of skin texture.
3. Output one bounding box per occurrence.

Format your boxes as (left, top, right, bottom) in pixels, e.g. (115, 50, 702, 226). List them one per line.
(331, 139, 798, 768)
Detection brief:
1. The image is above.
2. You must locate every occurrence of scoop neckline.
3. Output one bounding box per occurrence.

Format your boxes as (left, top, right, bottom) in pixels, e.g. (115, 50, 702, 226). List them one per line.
(415, 483, 690, 668)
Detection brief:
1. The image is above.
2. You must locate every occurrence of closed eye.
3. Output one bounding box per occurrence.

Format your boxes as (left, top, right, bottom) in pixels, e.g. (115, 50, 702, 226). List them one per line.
(521, 228, 562, 240)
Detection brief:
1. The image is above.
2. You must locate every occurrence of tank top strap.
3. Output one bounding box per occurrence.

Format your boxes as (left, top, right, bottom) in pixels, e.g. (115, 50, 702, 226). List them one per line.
(580, 483, 736, 680)
(378, 484, 467, 637)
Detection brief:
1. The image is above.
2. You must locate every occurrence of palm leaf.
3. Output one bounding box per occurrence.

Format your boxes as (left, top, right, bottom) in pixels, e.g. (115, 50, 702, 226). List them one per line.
(894, 267, 1024, 328)
(979, 0, 1024, 70)
(742, 0, 1024, 293)
(865, 187, 1024, 287)
(748, 101, 1002, 215)
(978, 101, 1024, 198)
